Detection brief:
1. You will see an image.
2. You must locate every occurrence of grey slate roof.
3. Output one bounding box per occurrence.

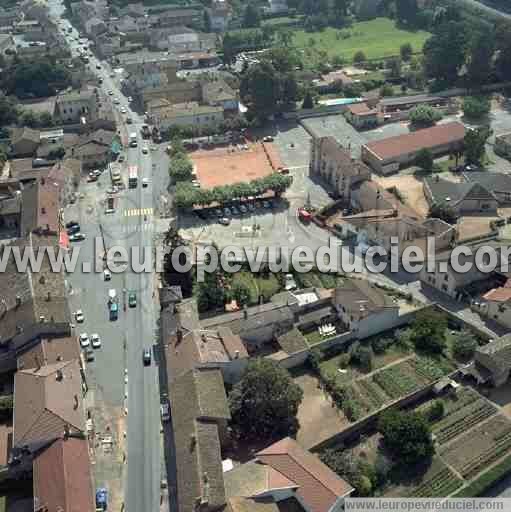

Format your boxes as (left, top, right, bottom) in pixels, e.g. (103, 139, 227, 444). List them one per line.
(424, 176, 496, 208)
(463, 172, 511, 194)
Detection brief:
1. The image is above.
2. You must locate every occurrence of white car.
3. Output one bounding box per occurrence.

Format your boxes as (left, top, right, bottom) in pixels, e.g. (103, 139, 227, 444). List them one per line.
(75, 309, 85, 323)
(108, 90, 113, 96)
(103, 269, 112, 280)
(142, 178, 149, 187)
(79, 333, 90, 348)
(91, 333, 101, 349)
(142, 146, 148, 154)
(160, 402, 170, 422)
(120, 107, 127, 114)
(128, 96, 133, 102)
(113, 98, 120, 105)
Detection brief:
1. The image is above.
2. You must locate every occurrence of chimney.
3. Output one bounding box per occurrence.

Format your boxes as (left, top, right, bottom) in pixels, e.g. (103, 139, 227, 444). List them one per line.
(56, 369, 63, 381)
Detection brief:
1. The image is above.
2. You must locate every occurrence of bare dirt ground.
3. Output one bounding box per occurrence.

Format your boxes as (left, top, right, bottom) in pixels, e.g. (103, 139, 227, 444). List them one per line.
(293, 369, 349, 450)
(372, 174, 429, 217)
(457, 216, 498, 241)
(488, 382, 511, 419)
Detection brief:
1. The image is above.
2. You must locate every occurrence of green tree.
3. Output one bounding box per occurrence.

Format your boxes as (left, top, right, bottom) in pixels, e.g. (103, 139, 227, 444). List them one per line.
(396, 0, 418, 26)
(409, 104, 442, 127)
(400, 42, 413, 61)
(426, 400, 445, 422)
(353, 50, 366, 64)
(464, 126, 491, 166)
(496, 27, 511, 81)
(467, 32, 495, 87)
(387, 57, 402, 79)
(414, 148, 434, 172)
(203, 10, 212, 32)
(378, 409, 434, 466)
(302, 90, 314, 109)
(379, 84, 393, 97)
(222, 33, 237, 66)
(242, 3, 261, 28)
(463, 96, 491, 120)
(0, 93, 19, 125)
(229, 358, 303, 439)
(452, 331, 478, 360)
(349, 342, 374, 372)
(429, 203, 457, 224)
(169, 154, 193, 182)
(230, 281, 251, 306)
(423, 21, 468, 85)
(410, 309, 447, 354)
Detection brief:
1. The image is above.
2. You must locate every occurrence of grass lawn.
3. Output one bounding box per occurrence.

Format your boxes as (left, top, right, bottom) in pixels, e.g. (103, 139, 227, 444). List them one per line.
(230, 271, 281, 305)
(292, 17, 430, 63)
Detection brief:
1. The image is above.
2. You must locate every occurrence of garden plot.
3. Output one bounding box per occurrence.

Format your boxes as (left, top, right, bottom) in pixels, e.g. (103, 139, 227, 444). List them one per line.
(408, 458, 464, 498)
(440, 414, 511, 480)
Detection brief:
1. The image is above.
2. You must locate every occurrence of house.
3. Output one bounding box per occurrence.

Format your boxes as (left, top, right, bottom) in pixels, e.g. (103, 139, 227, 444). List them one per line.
(361, 122, 465, 174)
(424, 175, 498, 215)
(150, 102, 224, 131)
(206, 0, 231, 32)
(494, 132, 511, 160)
(150, 7, 202, 28)
(476, 283, 511, 331)
(0, 33, 14, 56)
(33, 436, 95, 512)
(107, 13, 150, 34)
(224, 437, 354, 512)
(55, 88, 97, 124)
(17, 335, 80, 370)
(18, 97, 57, 119)
(0, 234, 70, 345)
(13, 359, 85, 453)
(309, 136, 371, 201)
(418, 239, 510, 300)
(84, 16, 107, 37)
(95, 31, 121, 58)
(267, 0, 288, 14)
(21, 177, 60, 235)
(313, 70, 353, 94)
(165, 321, 249, 383)
(70, 129, 117, 169)
(149, 26, 215, 53)
(332, 209, 454, 257)
(345, 102, 380, 129)
(8, 157, 53, 183)
(0, 180, 22, 236)
(333, 279, 399, 338)
(469, 335, 511, 386)
(202, 79, 238, 111)
(353, 180, 422, 220)
(9, 127, 40, 157)
(170, 367, 230, 512)
(173, 50, 220, 69)
(462, 172, 511, 205)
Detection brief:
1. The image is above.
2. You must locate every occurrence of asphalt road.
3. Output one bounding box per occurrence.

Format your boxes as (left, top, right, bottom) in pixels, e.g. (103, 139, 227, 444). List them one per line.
(45, 3, 163, 510)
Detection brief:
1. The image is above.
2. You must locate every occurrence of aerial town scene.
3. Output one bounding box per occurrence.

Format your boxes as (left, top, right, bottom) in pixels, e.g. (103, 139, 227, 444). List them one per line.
(4, 0, 511, 510)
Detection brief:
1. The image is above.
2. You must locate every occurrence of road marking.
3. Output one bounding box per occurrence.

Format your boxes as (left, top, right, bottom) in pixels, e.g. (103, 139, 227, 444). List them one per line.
(121, 224, 153, 233)
(123, 207, 153, 217)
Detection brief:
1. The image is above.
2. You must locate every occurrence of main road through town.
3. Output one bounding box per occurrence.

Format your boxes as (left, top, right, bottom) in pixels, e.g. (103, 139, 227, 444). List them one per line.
(45, 2, 162, 510)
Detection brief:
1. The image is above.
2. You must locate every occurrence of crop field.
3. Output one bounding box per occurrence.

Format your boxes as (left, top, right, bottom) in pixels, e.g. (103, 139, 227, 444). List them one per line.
(292, 18, 431, 63)
(410, 458, 464, 498)
(440, 415, 511, 479)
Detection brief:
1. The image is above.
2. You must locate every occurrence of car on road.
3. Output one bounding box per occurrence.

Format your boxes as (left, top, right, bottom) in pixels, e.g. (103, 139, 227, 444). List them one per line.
(120, 107, 126, 114)
(91, 333, 101, 349)
(118, 155, 125, 162)
(110, 73, 115, 78)
(70, 233, 86, 242)
(113, 98, 120, 105)
(240, 204, 248, 214)
(127, 96, 132, 102)
(75, 309, 85, 323)
(215, 208, 223, 217)
(263, 136, 274, 142)
(128, 291, 137, 308)
(109, 301, 118, 321)
(66, 220, 79, 229)
(142, 146, 148, 154)
(98, 78, 103, 84)
(142, 178, 149, 187)
(219, 217, 231, 226)
(67, 223, 81, 235)
(231, 206, 240, 216)
(79, 333, 90, 348)
(126, 117, 132, 124)
(103, 269, 111, 281)
(96, 64, 101, 70)
(143, 348, 151, 366)
(108, 90, 113, 95)
(85, 347, 94, 362)
(160, 402, 170, 422)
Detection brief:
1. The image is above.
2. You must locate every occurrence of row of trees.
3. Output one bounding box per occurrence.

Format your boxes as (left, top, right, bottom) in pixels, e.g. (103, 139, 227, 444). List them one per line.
(175, 172, 293, 209)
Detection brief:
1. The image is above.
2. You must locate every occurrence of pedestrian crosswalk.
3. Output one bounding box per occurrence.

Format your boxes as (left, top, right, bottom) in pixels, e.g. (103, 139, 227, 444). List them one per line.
(120, 223, 153, 233)
(123, 207, 153, 217)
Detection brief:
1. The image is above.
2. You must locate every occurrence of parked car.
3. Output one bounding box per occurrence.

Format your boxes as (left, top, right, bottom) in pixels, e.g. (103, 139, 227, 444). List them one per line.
(66, 221, 79, 229)
(67, 224, 81, 235)
(79, 333, 90, 348)
(142, 178, 149, 187)
(263, 136, 274, 142)
(142, 146, 148, 154)
(85, 347, 94, 362)
(263, 200, 271, 209)
(231, 206, 240, 215)
(103, 269, 111, 281)
(143, 348, 151, 366)
(160, 401, 170, 422)
(219, 217, 231, 225)
(128, 291, 137, 308)
(91, 333, 101, 348)
(215, 209, 223, 217)
(223, 207, 231, 216)
(75, 309, 84, 323)
(239, 204, 248, 214)
(70, 233, 86, 242)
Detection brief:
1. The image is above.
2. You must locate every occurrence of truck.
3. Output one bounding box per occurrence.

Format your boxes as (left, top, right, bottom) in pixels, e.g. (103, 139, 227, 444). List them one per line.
(129, 132, 138, 148)
(298, 208, 312, 223)
(128, 166, 138, 188)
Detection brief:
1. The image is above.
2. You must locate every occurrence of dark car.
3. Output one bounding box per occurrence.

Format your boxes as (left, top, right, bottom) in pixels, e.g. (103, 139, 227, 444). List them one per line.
(143, 348, 151, 366)
(67, 224, 81, 235)
(85, 347, 94, 362)
(66, 221, 79, 229)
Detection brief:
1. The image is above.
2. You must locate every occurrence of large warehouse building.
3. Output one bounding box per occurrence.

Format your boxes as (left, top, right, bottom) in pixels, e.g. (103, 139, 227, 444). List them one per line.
(361, 121, 465, 174)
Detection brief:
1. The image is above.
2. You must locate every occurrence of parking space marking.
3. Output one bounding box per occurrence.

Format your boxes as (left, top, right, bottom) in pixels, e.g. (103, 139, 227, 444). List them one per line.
(123, 208, 153, 217)
(121, 224, 153, 233)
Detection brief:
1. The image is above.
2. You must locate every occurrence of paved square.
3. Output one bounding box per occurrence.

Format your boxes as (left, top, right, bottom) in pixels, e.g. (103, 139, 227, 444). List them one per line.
(191, 142, 281, 189)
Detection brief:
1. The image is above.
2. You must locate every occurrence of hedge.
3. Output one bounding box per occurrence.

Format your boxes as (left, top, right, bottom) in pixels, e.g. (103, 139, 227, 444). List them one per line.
(453, 453, 511, 497)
